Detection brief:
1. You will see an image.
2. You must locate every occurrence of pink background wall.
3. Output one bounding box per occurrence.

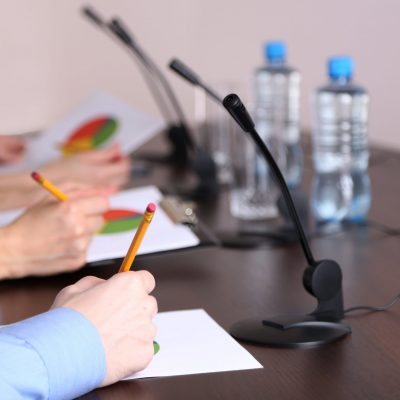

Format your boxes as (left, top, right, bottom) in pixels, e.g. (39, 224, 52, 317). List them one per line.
(1, 0, 399, 148)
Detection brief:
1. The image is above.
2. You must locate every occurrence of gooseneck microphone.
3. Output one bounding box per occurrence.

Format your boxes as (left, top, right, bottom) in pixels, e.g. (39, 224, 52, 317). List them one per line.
(223, 95, 314, 265)
(223, 94, 350, 347)
(108, 19, 195, 153)
(82, 7, 174, 125)
(82, 6, 218, 200)
(82, 6, 194, 164)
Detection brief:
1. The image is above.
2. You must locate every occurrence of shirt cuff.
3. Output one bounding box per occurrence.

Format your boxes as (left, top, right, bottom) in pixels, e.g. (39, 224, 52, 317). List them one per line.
(1, 307, 106, 400)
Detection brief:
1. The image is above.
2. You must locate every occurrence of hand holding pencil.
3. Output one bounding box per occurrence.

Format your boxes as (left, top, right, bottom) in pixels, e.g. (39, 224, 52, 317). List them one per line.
(0, 171, 110, 279)
(31, 171, 69, 201)
(30, 170, 157, 275)
(2, 194, 109, 278)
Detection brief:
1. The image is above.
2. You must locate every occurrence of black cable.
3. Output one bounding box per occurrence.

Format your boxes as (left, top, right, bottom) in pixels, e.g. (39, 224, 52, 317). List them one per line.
(365, 220, 400, 236)
(309, 220, 400, 239)
(310, 223, 354, 239)
(232, 218, 400, 248)
(344, 293, 400, 315)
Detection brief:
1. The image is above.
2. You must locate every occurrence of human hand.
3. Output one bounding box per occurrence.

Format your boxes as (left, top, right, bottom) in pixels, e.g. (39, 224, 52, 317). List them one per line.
(0, 136, 25, 164)
(53, 181, 117, 201)
(0, 172, 117, 212)
(0, 192, 109, 279)
(42, 144, 131, 189)
(52, 271, 157, 385)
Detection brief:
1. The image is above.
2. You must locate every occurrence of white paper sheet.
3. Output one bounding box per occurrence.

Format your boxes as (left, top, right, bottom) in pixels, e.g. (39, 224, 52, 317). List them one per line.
(0, 209, 23, 227)
(129, 309, 263, 379)
(0, 91, 165, 174)
(0, 186, 200, 263)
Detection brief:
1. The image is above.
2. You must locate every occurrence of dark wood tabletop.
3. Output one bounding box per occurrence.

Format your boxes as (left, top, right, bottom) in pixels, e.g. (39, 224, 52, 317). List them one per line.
(1, 137, 399, 400)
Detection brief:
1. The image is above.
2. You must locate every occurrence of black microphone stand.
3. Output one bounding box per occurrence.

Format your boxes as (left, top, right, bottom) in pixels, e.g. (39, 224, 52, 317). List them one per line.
(223, 94, 350, 347)
(169, 59, 350, 346)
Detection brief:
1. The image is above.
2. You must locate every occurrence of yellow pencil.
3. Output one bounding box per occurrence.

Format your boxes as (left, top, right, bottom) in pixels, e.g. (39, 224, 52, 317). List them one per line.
(119, 203, 156, 273)
(31, 171, 69, 202)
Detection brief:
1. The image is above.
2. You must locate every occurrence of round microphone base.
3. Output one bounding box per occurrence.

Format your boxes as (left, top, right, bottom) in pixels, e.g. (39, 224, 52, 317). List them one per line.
(230, 316, 351, 348)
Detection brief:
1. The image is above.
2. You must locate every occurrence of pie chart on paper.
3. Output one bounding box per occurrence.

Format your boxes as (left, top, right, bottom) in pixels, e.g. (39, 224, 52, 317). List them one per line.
(61, 116, 118, 155)
(99, 209, 143, 235)
(153, 341, 160, 355)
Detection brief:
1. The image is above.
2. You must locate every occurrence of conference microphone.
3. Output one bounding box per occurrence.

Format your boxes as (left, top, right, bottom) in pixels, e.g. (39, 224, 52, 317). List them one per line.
(82, 6, 218, 200)
(169, 58, 350, 345)
(108, 18, 195, 152)
(82, 6, 193, 163)
(82, 6, 177, 123)
(223, 94, 350, 347)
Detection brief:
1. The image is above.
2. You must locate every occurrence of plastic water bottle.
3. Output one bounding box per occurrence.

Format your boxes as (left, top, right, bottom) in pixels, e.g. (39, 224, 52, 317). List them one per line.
(253, 41, 302, 188)
(311, 56, 371, 223)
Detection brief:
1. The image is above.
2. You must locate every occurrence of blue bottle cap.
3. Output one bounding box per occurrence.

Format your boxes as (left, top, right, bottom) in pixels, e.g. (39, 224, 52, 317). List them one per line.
(264, 41, 286, 62)
(328, 56, 353, 79)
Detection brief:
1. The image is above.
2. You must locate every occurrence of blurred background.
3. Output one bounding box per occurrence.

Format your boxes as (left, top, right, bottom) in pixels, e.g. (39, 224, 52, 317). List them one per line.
(0, 0, 399, 149)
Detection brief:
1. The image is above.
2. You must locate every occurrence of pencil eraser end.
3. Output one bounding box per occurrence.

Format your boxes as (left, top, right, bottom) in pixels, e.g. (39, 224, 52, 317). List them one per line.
(31, 171, 40, 182)
(146, 203, 156, 213)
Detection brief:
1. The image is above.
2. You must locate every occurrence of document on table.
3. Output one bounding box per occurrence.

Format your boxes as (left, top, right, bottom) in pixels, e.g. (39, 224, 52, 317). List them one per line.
(0, 91, 165, 174)
(0, 186, 200, 263)
(86, 185, 200, 262)
(128, 309, 263, 379)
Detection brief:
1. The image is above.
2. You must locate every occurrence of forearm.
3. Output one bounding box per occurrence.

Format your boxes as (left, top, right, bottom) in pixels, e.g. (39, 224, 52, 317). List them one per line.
(0, 173, 39, 210)
(0, 226, 15, 280)
(0, 333, 49, 399)
(0, 308, 106, 400)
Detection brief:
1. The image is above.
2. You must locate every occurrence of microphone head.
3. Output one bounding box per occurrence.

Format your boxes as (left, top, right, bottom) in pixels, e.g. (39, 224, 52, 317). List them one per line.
(222, 94, 255, 133)
(108, 18, 134, 46)
(169, 59, 200, 86)
(82, 6, 105, 27)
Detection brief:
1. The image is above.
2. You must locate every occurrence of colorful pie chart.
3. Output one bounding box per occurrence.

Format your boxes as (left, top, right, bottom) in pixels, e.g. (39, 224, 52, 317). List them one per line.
(99, 209, 143, 235)
(153, 341, 160, 355)
(62, 116, 118, 155)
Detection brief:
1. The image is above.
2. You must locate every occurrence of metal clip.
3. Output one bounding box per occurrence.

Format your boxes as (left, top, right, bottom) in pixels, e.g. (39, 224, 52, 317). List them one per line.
(159, 196, 198, 227)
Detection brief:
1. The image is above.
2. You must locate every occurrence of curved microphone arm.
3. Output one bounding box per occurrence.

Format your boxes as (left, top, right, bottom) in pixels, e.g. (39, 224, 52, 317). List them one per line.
(169, 58, 223, 104)
(82, 6, 174, 123)
(168, 60, 316, 266)
(222, 94, 316, 268)
(109, 19, 195, 152)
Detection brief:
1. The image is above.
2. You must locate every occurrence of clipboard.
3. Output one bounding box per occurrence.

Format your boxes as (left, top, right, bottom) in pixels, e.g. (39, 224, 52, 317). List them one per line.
(158, 195, 219, 248)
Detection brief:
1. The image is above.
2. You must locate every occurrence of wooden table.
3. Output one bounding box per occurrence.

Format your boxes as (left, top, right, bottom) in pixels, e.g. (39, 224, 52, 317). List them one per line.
(1, 139, 399, 399)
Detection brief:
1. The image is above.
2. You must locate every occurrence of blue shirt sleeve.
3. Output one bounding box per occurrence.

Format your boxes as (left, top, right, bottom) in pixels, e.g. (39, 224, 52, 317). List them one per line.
(0, 307, 106, 400)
